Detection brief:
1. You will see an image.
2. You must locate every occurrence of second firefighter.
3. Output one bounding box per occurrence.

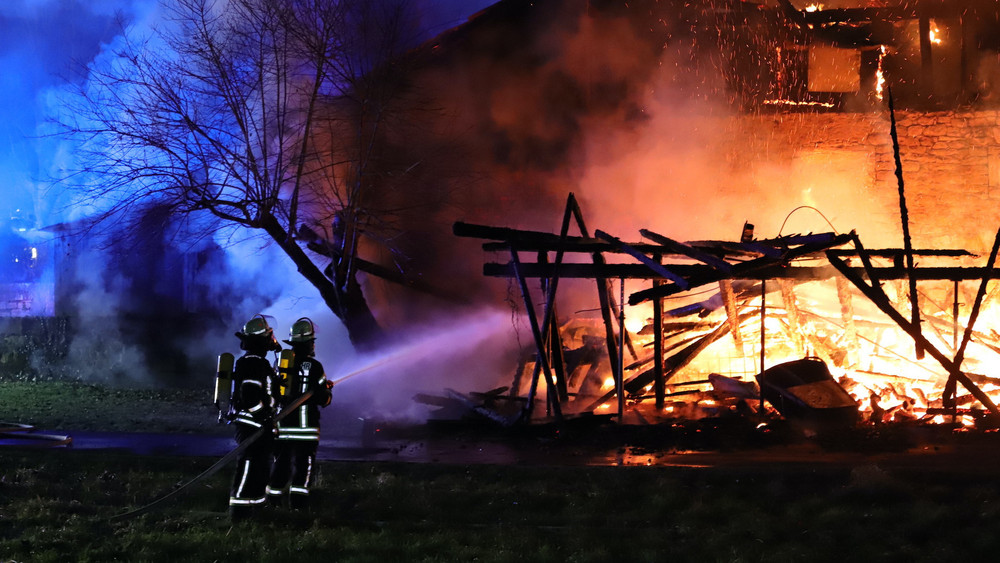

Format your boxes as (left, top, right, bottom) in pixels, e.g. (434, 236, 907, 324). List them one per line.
(266, 317, 333, 510)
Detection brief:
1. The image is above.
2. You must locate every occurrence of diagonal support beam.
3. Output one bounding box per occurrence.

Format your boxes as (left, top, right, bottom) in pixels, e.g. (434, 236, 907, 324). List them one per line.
(639, 229, 733, 274)
(827, 243, 1000, 417)
(888, 86, 923, 359)
(510, 249, 562, 421)
(944, 227, 1000, 407)
(595, 230, 690, 289)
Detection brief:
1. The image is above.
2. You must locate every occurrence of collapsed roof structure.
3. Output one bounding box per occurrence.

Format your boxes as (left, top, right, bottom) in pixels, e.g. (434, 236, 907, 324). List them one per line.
(452, 191, 1000, 428)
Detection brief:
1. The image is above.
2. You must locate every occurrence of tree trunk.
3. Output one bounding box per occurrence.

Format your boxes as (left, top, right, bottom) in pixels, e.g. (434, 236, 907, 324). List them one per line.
(261, 214, 385, 351)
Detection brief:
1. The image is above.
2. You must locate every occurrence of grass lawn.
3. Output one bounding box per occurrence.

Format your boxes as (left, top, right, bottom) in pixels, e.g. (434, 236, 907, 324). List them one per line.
(4, 381, 1000, 561)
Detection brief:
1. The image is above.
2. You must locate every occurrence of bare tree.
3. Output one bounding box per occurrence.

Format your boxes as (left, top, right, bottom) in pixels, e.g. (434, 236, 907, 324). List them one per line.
(57, 0, 429, 350)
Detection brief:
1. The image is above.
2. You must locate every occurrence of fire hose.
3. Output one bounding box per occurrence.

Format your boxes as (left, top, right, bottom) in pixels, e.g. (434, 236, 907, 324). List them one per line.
(110, 389, 314, 522)
(110, 353, 396, 522)
(0, 422, 73, 448)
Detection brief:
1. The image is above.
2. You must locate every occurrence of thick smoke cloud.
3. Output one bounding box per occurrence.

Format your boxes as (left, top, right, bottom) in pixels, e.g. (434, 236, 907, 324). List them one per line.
(380, 0, 913, 350)
(2, 0, 513, 430)
(4, 0, 907, 419)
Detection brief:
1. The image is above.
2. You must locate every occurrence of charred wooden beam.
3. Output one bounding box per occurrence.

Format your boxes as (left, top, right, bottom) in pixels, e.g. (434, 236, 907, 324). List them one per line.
(485, 262, 1000, 284)
(454, 221, 595, 246)
(887, 86, 924, 360)
(653, 271, 665, 410)
(827, 248, 972, 260)
(510, 249, 562, 421)
(835, 275, 860, 368)
(827, 243, 1000, 418)
(639, 229, 733, 273)
(944, 228, 1000, 408)
(778, 280, 804, 355)
(540, 254, 569, 405)
(595, 230, 690, 289)
(782, 1, 988, 25)
(629, 233, 854, 303)
(719, 280, 744, 351)
(582, 310, 756, 413)
(460, 220, 875, 259)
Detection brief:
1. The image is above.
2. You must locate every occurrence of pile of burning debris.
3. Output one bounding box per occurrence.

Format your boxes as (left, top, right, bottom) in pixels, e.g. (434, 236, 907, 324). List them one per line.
(416, 193, 1000, 441)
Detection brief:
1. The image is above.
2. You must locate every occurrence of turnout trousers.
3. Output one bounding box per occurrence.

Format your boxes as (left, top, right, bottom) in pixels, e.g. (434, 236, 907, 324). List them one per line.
(229, 423, 274, 518)
(267, 439, 318, 510)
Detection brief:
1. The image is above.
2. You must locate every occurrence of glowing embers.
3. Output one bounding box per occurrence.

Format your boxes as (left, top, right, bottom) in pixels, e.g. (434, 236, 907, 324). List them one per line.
(762, 99, 835, 108)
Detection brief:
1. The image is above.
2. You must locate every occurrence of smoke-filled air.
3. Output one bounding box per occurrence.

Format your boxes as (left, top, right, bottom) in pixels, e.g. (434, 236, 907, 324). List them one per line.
(5, 0, 1000, 426)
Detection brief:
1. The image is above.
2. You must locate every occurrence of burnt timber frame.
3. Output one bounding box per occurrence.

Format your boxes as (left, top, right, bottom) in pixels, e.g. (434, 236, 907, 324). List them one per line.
(455, 193, 1000, 423)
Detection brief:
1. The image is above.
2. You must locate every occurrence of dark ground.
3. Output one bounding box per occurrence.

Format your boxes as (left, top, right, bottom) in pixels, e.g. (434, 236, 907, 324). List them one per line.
(4, 380, 1000, 475)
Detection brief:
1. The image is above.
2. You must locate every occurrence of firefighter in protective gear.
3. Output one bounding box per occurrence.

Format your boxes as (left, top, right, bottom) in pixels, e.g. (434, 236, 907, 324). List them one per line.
(228, 314, 281, 521)
(266, 317, 333, 510)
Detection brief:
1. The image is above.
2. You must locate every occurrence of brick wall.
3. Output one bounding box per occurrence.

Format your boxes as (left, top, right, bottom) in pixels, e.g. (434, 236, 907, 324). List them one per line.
(0, 283, 55, 318)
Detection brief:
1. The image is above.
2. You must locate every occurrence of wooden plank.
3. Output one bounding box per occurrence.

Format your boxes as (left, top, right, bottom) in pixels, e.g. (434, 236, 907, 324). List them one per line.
(640, 229, 733, 273)
(719, 280, 744, 351)
(485, 262, 1000, 283)
(629, 233, 855, 303)
(595, 230, 690, 289)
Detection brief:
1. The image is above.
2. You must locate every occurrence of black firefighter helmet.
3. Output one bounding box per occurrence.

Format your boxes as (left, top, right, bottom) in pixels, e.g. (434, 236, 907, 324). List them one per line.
(236, 314, 280, 352)
(284, 317, 316, 345)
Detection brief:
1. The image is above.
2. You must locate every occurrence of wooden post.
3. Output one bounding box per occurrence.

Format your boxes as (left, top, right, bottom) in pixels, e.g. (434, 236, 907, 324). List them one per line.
(549, 310, 568, 404)
(510, 249, 562, 421)
(719, 280, 744, 352)
(595, 268, 621, 408)
(618, 277, 626, 422)
(521, 193, 580, 416)
(539, 252, 568, 405)
(566, 195, 623, 410)
(653, 254, 665, 411)
(945, 280, 959, 411)
(758, 279, 766, 413)
(952, 280, 960, 352)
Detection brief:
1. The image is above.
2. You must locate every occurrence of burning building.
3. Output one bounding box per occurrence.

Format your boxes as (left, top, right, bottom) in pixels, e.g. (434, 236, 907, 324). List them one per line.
(394, 0, 1000, 429)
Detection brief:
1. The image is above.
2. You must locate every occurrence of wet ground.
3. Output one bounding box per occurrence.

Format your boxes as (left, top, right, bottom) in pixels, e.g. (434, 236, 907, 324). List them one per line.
(6, 414, 1000, 474)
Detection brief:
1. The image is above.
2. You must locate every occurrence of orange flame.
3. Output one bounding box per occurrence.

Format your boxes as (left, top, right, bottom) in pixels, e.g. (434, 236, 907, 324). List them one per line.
(875, 46, 886, 101)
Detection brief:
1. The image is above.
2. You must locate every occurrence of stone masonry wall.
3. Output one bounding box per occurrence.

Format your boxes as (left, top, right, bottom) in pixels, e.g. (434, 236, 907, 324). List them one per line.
(719, 110, 1000, 256)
